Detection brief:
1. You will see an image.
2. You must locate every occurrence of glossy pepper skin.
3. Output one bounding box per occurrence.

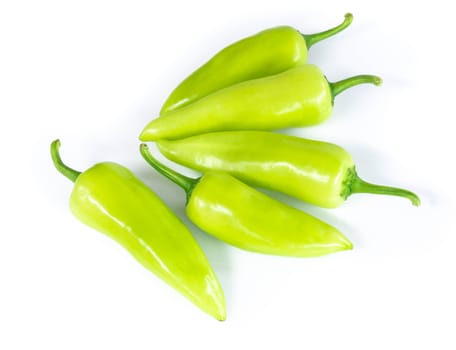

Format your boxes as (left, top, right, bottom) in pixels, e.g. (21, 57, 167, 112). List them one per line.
(140, 65, 381, 141)
(160, 13, 353, 114)
(157, 131, 421, 208)
(140, 144, 352, 257)
(51, 140, 226, 321)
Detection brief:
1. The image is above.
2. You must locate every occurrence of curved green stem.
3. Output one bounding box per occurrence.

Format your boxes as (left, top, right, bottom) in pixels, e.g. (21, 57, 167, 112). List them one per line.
(303, 13, 353, 49)
(329, 75, 382, 103)
(50, 139, 81, 183)
(140, 144, 198, 199)
(342, 167, 420, 206)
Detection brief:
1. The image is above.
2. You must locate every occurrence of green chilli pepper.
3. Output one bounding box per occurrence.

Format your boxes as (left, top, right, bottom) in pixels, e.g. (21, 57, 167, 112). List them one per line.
(140, 144, 352, 257)
(156, 131, 420, 209)
(51, 140, 226, 320)
(161, 13, 353, 114)
(140, 65, 381, 141)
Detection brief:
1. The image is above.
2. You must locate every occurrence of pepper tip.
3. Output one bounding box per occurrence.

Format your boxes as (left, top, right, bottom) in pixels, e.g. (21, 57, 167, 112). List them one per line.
(139, 126, 160, 142)
(216, 312, 227, 322)
(138, 129, 148, 142)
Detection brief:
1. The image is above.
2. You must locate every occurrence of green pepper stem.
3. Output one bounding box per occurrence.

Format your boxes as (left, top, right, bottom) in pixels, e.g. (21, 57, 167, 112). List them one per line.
(50, 139, 81, 183)
(343, 168, 420, 206)
(329, 74, 382, 102)
(303, 13, 353, 49)
(140, 144, 197, 198)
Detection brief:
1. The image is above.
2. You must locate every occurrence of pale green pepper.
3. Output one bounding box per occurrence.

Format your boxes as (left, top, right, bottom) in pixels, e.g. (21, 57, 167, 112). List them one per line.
(140, 65, 381, 141)
(156, 131, 420, 208)
(161, 14, 353, 113)
(140, 144, 352, 257)
(51, 140, 226, 320)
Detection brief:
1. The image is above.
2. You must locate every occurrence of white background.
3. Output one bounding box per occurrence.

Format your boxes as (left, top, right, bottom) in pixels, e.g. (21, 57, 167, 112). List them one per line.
(1, 0, 455, 349)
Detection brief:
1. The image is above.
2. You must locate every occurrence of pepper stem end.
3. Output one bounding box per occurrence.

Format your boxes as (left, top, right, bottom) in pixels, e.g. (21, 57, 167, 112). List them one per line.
(303, 13, 353, 49)
(329, 74, 382, 103)
(50, 139, 81, 183)
(342, 167, 420, 206)
(140, 144, 198, 200)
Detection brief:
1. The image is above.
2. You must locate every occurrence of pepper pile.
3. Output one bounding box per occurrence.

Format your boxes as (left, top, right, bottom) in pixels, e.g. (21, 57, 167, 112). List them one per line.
(52, 13, 419, 321)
